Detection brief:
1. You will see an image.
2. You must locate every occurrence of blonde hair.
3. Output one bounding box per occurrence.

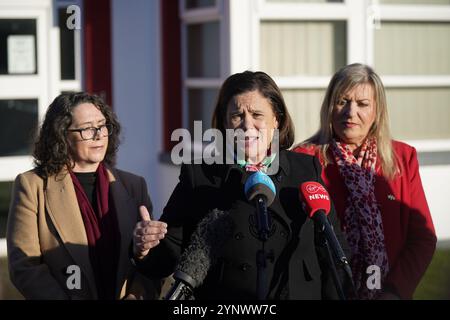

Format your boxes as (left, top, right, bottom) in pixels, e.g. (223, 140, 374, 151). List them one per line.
(302, 63, 398, 179)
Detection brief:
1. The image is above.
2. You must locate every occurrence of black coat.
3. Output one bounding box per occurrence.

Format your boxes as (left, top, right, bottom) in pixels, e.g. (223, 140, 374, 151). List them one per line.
(137, 150, 350, 300)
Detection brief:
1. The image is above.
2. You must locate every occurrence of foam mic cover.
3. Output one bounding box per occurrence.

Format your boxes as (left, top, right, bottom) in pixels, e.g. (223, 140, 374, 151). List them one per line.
(299, 181, 331, 218)
(176, 209, 234, 287)
(164, 209, 234, 300)
(244, 171, 276, 206)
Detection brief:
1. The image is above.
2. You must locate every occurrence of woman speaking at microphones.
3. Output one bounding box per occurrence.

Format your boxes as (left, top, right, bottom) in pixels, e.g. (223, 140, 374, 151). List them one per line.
(132, 71, 350, 300)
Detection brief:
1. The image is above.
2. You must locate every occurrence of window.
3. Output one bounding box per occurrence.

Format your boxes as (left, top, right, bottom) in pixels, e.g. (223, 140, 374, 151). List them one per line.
(0, 0, 82, 182)
(55, 0, 83, 92)
(282, 89, 326, 138)
(259, 19, 346, 139)
(251, 0, 450, 147)
(372, 4, 450, 142)
(58, 8, 76, 80)
(374, 22, 450, 76)
(0, 181, 13, 238)
(180, 0, 223, 136)
(253, 0, 350, 143)
(187, 22, 220, 78)
(0, 7, 47, 183)
(167, 0, 450, 153)
(188, 88, 218, 133)
(387, 88, 450, 139)
(0, 99, 38, 156)
(260, 21, 346, 77)
(186, 0, 217, 9)
(0, 19, 37, 75)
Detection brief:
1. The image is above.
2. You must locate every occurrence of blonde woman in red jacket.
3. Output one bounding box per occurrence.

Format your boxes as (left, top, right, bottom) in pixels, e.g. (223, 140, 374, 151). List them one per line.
(294, 63, 436, 300)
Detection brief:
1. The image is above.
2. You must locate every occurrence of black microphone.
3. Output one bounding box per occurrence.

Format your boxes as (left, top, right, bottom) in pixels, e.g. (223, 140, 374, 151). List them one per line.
(244, 171, 276, 241)
(164, 209, 234, 300)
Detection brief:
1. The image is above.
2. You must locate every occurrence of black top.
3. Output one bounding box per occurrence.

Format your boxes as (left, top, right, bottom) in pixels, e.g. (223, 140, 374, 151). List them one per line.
(74, 172, 97, 209)
(136, 150, 351, 300)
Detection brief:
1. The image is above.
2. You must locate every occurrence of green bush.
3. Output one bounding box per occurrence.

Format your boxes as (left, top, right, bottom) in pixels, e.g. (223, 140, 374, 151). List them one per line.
(0, 257, 23, 300)
(414, 248, 450, 300)
(0, 181, 13, 238)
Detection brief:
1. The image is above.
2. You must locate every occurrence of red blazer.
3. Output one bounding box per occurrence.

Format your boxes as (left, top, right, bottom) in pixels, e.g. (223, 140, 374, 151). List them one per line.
(294, 140, 437, 299)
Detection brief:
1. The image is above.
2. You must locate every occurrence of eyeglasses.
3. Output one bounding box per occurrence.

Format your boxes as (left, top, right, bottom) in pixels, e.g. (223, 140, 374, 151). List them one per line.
(67, 124, 113, 141)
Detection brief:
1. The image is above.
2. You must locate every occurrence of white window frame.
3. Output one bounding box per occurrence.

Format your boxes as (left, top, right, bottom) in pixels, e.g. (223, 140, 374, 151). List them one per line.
(0, 0, 84, 183)
(180, 0, 229, 131)
(0, 0, 83, 255)
(229, 0, 368, 91)
(53, 0, 84, 94)
(372, 2, 450, 151)
(228, 0, 450, 153)
(0, 1, 51, 182)
(0, 0, 51, 257)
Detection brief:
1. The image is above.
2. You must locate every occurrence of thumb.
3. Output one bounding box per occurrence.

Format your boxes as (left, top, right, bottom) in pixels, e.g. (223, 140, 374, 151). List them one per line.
(139, 205, 151, 221)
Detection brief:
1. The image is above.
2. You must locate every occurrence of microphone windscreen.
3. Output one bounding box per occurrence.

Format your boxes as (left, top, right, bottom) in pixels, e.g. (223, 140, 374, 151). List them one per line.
(299, 181, 331, 218)
(244, 171, 276, 206)
(176, 209, 234, 287)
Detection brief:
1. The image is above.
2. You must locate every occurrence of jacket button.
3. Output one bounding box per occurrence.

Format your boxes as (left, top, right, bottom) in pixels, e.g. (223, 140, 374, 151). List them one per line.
(234, 232, 244, 240)
(276, 175, 283, 182)
(280, 230, 287, 238)
(240, 263, 251, 271)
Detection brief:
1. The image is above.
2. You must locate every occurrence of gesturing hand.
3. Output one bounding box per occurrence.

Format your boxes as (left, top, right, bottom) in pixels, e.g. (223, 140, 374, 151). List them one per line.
(133, 206, 167, 260)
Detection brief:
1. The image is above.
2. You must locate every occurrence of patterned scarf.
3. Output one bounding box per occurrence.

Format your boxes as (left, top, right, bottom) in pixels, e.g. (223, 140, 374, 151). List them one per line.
(237, 153, 277, 173)
(330, 138, 389, 300)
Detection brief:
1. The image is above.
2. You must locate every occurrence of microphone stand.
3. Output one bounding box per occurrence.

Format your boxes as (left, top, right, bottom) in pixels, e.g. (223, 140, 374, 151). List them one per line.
(256, 245, 268, 300)
(321, 234, 346, 300)
(255, 196, 270, 300)
(315, 214, 356, 300)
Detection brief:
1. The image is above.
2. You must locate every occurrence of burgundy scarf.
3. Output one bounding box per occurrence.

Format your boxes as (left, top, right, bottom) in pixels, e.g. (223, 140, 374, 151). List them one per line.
(70, 162, 120, 299)
(330, 138, 389, 300)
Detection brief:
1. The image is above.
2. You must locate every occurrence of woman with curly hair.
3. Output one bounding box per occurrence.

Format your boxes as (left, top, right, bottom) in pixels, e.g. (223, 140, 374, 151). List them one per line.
(6, 92, 167, 299)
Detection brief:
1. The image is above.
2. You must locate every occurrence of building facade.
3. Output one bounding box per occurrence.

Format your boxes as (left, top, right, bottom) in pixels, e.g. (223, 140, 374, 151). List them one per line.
(1, 0, 450, 258)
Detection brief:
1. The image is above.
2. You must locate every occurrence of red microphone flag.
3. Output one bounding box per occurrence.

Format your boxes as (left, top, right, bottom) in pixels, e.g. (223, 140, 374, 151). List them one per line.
(299, 181, 331, 218)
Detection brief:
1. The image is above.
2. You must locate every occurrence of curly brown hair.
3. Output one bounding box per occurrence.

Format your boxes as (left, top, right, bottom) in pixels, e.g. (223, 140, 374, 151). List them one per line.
(33, 92, 121, 178)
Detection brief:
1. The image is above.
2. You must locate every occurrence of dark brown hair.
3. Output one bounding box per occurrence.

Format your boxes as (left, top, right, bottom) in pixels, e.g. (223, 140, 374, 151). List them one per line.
(211, 71, 295, 150)
(33, 92, 121, 178)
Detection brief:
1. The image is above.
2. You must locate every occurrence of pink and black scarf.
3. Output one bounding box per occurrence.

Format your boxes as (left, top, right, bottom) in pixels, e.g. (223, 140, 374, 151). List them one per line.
(330, 138, 389, 299)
